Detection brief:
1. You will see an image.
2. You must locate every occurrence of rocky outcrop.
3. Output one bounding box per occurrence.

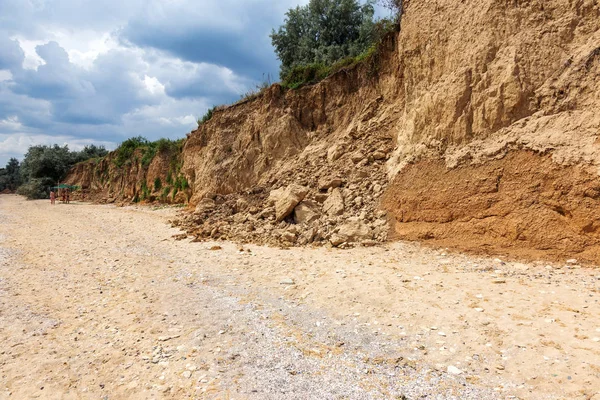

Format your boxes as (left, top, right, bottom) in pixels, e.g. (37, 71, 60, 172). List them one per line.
(176, 0, 600, 258)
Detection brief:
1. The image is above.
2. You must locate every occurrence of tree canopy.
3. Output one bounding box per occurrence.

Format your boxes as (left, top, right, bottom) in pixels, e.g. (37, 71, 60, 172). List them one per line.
(8, 144, 108, 199)
(0, 158, 21, 192)
(271, 0, 378, 78)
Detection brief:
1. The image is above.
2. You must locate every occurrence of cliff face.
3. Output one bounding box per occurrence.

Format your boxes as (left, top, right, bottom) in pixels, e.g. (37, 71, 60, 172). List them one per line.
(383, 0, 600, 262)
(64, 148, 189, 204)
(66, 0, 600, 260)
(391, 0, 600, 171)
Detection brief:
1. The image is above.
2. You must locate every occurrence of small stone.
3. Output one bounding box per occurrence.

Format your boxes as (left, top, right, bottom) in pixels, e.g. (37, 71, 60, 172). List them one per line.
(327, 144, 345, 162)
(496, 365, 505, 371)
(492, 279, 506, 284)
(566, 259, 578, 264)
(182, 371, 192, 379)
(209, 246, 222, 251)
(329, 234, 345, 247)
(280, 278, 296, 285)
(269, 184, 309, 222)
(438, 332, 446, 337)
(474, 308, 484, 312)
(280, 231, 296, 242)
(323, 188, 345, 216)
(293, 201, 320, 224)
(592, 337, 600, 342)
(350, 152, 365, 163)
(372, 151, 387, 160)
(318, 178, 343, 191)
(447, 365, 463, 375)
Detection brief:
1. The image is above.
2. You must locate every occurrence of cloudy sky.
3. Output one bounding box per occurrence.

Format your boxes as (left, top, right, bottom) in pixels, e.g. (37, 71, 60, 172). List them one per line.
(0, 0, 387, 166)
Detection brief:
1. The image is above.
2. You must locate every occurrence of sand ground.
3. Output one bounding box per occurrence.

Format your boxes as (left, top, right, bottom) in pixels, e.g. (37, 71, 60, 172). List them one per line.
(0, 195, 599, 399)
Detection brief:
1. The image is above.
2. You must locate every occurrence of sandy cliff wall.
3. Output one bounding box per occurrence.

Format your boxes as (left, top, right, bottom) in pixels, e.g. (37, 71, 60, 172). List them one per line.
(67, 0, 600, 261)
(65, 149, 189, 204)
(383, 0, 600, 262)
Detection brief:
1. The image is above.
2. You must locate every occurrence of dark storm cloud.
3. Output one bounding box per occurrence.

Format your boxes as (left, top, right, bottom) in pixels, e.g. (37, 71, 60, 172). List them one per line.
(9, 42, 156, 125)
(118, 0, 300, 78)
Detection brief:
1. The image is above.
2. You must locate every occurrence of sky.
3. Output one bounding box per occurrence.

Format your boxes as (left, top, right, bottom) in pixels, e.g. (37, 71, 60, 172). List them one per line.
(0, 0, 307, 166)
(0, 0, 388, 166)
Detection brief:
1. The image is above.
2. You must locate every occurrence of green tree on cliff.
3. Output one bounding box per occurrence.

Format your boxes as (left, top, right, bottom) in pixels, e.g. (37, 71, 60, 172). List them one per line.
(270, 0, 377, 78)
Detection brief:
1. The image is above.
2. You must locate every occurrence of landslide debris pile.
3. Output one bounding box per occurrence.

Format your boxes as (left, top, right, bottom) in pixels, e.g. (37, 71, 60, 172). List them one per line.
(174, 86, 397, 247)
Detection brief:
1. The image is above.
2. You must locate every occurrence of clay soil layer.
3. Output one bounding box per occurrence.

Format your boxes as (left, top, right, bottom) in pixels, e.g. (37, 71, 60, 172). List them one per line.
(0, 195, 599, 399)
(384, 151, 600, 264)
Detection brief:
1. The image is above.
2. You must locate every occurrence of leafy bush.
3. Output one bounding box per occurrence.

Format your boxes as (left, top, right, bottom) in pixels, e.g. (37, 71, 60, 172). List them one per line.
(282, 63, 330, 89)
(174, 175, 189, 191)
(140, 147, 156, 168)
(197, 107, 216, 126)
(0, 158, 21, 192)
(154, 177, 162, 192)
(72, 145, 109, 164)
(114, 136, 149, 167)
(161, 186, 171, 202)
(282, 15, 398, 88)
(140, 181, 150, 201)
(16, 178, 54, 200)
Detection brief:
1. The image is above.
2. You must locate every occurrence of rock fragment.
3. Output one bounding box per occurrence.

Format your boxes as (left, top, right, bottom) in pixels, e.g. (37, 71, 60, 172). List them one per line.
(323, 188, 345, 216)
(268, 184, 309, 222)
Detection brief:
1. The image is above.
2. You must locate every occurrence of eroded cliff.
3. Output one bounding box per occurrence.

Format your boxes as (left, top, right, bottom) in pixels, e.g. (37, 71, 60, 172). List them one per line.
(65, 146, 190, 204)
(67, 0, 600, 261)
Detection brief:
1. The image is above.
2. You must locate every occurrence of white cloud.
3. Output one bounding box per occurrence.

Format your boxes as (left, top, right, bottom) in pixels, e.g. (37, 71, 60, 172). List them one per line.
(12, 37, 45, 70)
(143, 75, 165, 96)
(0, 70, 12, 81)
(0, 115, 23, 131)
(0, 132, 117, 165)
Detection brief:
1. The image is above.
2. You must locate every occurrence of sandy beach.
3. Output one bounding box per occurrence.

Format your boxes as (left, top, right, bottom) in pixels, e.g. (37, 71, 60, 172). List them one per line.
(0, 194, 599, 399)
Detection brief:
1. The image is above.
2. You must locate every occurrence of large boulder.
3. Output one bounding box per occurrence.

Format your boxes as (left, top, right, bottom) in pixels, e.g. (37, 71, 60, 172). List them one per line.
(268, 184, 309, 222)
(293, 200, 321, 224)
(336, 218, 373, 243)
(323, 188, 344, 216)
